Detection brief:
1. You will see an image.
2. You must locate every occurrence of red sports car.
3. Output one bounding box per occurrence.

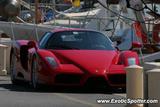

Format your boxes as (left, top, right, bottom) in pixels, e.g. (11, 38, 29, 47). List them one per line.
(10, 28, 140, 89)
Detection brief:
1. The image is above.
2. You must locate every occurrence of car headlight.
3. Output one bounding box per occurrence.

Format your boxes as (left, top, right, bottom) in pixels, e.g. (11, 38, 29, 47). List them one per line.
(45, 57, 58, 68)
(127, 57, 136, 66)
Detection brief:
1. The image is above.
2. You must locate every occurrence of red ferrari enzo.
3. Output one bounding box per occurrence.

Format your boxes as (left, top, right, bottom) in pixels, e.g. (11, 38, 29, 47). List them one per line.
(10, 28, 140, 89)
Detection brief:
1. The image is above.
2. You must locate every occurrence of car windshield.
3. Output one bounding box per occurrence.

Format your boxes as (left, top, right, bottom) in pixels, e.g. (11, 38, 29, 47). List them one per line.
(46, 31, 115, 50)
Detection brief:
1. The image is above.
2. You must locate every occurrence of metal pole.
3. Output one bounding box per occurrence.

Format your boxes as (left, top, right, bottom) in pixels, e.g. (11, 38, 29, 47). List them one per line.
(35, 0, 39, 24)
(11, 22, 15, 40)
(52, 0, 56, 10)
(35, 0, 39, 41)
(35, 24, 39, 41)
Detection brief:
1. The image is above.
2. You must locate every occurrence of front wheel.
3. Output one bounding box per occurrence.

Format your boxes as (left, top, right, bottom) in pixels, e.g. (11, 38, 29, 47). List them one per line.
(31, 57, 39, 89)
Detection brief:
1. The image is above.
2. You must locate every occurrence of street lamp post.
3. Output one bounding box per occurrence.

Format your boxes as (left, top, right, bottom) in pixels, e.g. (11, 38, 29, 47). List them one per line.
(35, 0, 39, 24)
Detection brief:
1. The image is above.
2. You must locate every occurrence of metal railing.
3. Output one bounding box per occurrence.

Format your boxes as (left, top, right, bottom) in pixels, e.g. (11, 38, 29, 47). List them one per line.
(43, 16, 121, 31)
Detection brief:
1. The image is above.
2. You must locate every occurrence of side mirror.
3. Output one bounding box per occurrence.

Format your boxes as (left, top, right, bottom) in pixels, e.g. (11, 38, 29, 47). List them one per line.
(132, 41, 142, 48)
(27, 41, 37, 50)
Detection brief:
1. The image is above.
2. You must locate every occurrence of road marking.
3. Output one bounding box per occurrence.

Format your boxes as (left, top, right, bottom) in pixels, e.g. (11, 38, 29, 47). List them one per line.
(54, 93, 102, 107)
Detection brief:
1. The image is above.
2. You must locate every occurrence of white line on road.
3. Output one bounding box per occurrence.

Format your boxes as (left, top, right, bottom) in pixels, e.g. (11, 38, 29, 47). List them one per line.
(54, 93, 102, 107)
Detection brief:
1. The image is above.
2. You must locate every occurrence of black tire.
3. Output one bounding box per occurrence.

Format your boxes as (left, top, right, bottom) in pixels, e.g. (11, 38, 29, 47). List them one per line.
(31, 57, 40, 89)
(121, 87, 126, 93)
(10, 52, 21, 85)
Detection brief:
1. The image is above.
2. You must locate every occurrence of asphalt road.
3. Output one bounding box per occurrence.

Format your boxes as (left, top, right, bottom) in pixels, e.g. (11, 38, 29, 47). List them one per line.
(0, 76, 126, 107)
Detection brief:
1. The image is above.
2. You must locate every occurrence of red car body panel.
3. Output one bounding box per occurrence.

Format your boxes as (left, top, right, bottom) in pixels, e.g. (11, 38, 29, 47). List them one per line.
(11, 29, 140, 88)
(51, 50, 118, 73)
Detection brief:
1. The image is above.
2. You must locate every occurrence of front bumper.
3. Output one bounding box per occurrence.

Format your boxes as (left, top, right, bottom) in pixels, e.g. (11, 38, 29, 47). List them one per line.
(48, 64, 126, 87)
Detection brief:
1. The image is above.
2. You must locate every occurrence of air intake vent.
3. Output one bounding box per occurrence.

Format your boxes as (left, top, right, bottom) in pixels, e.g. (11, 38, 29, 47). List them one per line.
(55, 74, 82, 84)
(108, 74, 126, 84)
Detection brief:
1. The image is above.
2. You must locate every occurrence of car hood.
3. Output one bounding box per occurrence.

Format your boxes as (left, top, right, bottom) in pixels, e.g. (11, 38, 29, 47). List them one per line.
(51, 50, 118, 74)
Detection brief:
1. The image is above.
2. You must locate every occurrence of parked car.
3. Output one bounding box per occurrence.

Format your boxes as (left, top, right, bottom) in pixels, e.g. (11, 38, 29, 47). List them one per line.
(10, 28, 140, 89)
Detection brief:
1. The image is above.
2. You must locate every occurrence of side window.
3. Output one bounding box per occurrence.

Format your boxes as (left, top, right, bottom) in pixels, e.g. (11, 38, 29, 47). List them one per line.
(46, 32, 64, 49)
(39, 32, 52, 48)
